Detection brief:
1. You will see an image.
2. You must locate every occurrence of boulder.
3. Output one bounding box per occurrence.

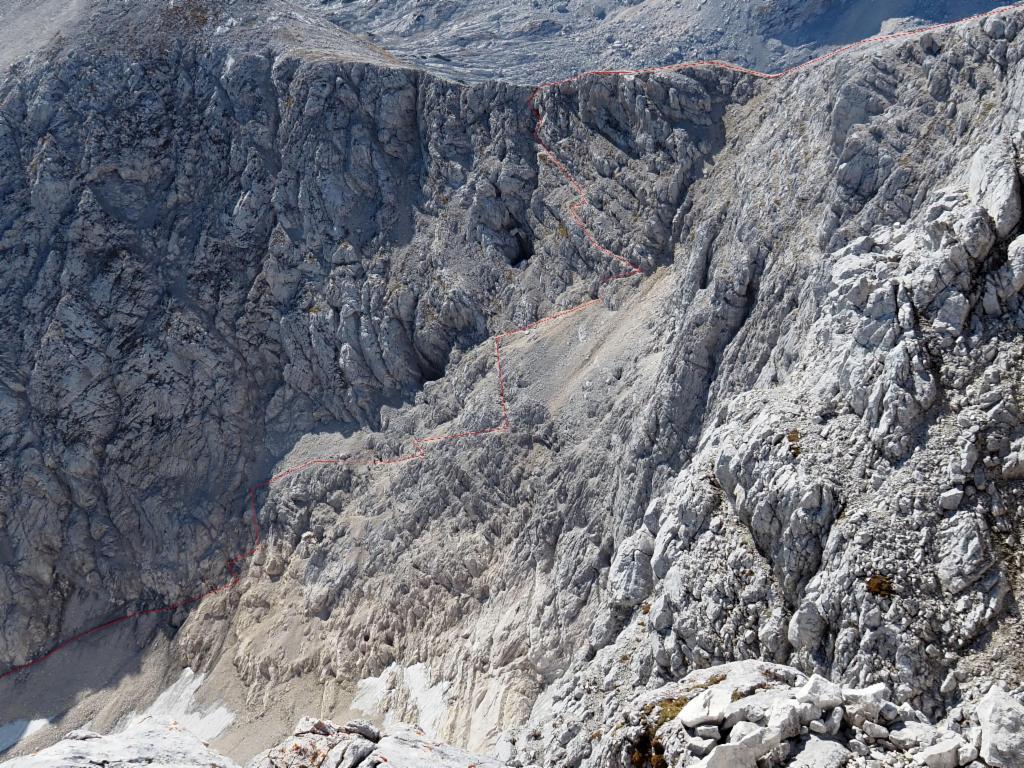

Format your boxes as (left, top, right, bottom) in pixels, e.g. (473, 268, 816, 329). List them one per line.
(796, 674, 844, 709)
(788, 602, 826, 651)
(723, 721, 782, 763)
(324, 738, 375, 768)
(688, 735, 717, 757)
(938, 488, 963, 511)
(680, 687, 734, 727)
(608, 530, 655, 608)
(977, 688, 1024, 768)
(787, 737, 852, 768)
(842, 682, 891, 726)
(294, 717, 337, 736)
(889, 721, 940, 750)
(699, 742, 758, 768)
(767, 698, 802, 740)
(917, 738, 961, 768)
(723, 689, 795, 729)
(993, 235, 1024, 302)
(968, 138, 1022, 238)
(340, 720, 381, 742)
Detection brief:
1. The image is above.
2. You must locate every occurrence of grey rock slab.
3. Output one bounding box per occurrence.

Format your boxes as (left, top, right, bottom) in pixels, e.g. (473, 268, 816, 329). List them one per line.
(787, 737, 852, 768)
(889, 721, 941, 750)
(797, 674, 845, 710)
(788, 602, 827, 651)
(680, 687, 734, 728)
(842, 683, 892, 727)
(939, 488, 964, 510)
(993, 235, 1024, 302)
(369, 726, 505, 767)
(918, 738, 962, 768)
(341, 720, 381, 742)
(977, 688, 1024, 768)
(698, 741, 759, 768)
(2, 717, 240, 768)
(967, 138, 1021, 238)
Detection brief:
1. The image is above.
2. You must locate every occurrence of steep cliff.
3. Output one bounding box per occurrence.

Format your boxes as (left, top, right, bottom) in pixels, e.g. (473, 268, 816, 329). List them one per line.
(3, 2, 1024, 767)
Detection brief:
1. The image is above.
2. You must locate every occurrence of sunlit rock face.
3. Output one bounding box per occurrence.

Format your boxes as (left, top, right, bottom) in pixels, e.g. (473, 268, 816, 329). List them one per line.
(3, 2, 1024, 767)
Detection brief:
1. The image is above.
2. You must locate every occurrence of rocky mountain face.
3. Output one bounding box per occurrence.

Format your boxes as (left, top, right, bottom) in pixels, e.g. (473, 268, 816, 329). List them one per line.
(3, 1, 1024, 767)
(0, 0, 544, 676)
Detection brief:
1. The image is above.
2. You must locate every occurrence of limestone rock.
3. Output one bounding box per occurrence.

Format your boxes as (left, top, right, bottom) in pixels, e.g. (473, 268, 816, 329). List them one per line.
(573, 662, 987, 768)
(1, 717, 240, 768)
(680, 687, 735, 728)
(977, 689, 1024, 768)
(917, 738, 962, 768)
(796, 674, 844, 710)
(889, 721, 941, 751)
(247, 721, 499, 768)
(967, 138, 1022, 238)
(4, 3, 1024, 767)
(787, 737, 852, 768)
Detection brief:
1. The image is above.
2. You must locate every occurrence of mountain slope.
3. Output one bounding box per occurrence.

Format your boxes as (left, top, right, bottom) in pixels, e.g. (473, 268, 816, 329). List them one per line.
(314, 0, 1013, 82)
(2, 2, 1024, 767)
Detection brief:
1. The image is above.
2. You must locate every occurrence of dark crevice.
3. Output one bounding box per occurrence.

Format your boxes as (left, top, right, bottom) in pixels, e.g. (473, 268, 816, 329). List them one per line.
(510, 229, 534, 267)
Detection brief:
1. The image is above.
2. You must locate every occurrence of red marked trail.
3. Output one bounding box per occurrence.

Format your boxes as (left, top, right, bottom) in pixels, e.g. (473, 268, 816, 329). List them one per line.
(2, 2, 1020, 682)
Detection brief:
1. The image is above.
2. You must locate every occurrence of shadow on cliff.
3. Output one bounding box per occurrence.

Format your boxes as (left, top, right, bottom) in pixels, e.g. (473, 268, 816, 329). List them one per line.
(0, 614, 176, 758)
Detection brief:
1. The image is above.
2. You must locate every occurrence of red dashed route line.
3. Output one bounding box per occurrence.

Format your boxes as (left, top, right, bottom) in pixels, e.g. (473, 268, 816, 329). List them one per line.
(2, 1, 1020, 684)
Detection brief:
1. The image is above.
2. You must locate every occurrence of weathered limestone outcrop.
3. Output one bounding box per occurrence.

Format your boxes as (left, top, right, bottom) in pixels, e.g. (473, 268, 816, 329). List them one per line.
(503, 10, 1024, 768)
(4, 715, 502, 768)
(569, 661, 1024, 768)
(247, 717, 502, 768)
(18, 662, 1018, 768)
(3, 2, 1024, 767)
(0, 0, 741, 684)
(2, 718, 238, 768)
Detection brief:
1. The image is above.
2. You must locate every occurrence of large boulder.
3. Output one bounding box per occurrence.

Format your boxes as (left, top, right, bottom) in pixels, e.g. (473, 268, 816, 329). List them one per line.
(607, 530, 655, 609)
(977, 688, 1024, 768)
(968, 138, 1022, 238)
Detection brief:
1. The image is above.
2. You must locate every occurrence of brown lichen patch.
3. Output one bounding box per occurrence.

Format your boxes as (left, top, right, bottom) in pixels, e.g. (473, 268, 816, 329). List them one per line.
(867, 574, 894, 597)
(786, 428, 802, 457)
(629, 729, 668, 768)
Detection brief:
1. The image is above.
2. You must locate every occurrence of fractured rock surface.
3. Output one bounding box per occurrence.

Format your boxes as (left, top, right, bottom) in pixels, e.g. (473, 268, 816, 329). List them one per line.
(566, 661, 1022, 767)
(3, 1, 1024, 767)
(1, 717, 239, 768)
